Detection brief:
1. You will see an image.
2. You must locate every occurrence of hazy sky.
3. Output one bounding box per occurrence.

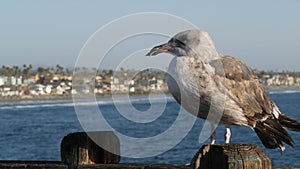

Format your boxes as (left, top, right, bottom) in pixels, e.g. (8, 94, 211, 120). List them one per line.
(1, 0, 300, 71)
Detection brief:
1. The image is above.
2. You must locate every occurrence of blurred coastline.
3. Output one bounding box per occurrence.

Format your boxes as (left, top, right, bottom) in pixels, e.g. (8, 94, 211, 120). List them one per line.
(0, 85, 300, 104)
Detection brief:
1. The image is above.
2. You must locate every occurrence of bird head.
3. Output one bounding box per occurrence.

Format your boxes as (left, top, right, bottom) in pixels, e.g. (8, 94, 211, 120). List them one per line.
(146, 29, 218, 61)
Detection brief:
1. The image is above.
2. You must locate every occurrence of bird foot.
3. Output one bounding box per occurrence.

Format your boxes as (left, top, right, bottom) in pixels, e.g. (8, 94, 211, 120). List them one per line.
(210, 131, 216, 144)
(224, 127, 231, 143)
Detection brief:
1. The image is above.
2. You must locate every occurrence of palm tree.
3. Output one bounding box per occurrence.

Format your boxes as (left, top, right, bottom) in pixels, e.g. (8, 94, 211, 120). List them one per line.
(108, 69, 114, 76)
(22, 64, 32, 79)
(12, 66, 21, 77)
(1, 66, 13, 77)
(56, 64, 64, 75)
(37, 67, 45, 75)
(101, 69, 108, 76)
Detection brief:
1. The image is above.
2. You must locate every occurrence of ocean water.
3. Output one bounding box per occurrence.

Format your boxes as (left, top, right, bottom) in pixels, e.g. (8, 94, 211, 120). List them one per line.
(0, 91, 299, 166)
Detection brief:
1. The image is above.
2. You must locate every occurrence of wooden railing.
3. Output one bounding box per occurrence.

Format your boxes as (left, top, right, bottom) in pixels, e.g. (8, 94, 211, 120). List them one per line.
(0, 131, 299, 169)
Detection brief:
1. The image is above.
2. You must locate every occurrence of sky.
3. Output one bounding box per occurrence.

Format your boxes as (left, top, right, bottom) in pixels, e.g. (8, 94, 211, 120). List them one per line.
(0, 0, 300, 71)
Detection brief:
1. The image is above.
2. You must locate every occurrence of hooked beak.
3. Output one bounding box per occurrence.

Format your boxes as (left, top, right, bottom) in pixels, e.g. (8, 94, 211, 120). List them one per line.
(146, 43, 172, 56)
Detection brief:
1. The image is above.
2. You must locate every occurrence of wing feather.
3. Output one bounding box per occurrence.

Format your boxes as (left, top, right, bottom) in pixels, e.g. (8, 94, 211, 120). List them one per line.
(210, 55, 274, 125)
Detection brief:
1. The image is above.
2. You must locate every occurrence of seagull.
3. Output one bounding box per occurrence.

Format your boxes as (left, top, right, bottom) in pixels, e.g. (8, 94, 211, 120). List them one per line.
(147, 29, 300, 151)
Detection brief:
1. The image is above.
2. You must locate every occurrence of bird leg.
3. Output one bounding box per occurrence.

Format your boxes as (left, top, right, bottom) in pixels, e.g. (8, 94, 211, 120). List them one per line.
(224, 126, 231, 143)
(210, 123, 216, 144)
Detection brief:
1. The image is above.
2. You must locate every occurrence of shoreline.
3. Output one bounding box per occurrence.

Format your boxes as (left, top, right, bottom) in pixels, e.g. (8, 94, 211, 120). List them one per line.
(263, 85, 300, 91)
(0, 86, 300, 105)
(0, 93, 172, 105)
(0, 95, 73, 105)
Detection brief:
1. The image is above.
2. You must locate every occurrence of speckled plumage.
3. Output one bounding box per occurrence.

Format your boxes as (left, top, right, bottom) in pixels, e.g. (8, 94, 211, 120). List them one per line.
(147, 29, 300, 151)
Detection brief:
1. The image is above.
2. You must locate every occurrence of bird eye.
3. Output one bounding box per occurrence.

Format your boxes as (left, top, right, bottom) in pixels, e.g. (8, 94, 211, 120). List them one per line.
(171, 41, 177, 46)
(168, 38, 186, 49)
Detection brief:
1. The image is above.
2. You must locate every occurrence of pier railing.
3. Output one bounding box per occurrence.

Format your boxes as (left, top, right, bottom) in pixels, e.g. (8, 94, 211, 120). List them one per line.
(0, 131, 299, 169)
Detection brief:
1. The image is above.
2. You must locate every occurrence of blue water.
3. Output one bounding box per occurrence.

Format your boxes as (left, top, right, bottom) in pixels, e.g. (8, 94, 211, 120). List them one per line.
(0, 91, 300, 166)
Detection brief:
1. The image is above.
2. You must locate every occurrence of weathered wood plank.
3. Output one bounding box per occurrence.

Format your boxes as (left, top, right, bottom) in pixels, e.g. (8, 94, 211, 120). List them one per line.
(0, 161, 299, 169)
(61, 131, 120, 169)
(191, 144, 272, 169)
(0, 161, 67, 169)
(77, 164, 191, 169)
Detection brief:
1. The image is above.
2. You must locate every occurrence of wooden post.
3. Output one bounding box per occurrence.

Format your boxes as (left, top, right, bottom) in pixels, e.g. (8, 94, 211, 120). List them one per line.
(191, 144, 271, 169)
(61, 131, 120, 169)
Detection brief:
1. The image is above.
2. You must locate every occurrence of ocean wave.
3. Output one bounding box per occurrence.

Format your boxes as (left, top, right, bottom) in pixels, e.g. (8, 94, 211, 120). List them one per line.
(268, 90, 300, 95)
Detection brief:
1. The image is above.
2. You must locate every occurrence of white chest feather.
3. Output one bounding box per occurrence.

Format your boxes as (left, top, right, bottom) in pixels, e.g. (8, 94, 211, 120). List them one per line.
(166, 57, 218, 117)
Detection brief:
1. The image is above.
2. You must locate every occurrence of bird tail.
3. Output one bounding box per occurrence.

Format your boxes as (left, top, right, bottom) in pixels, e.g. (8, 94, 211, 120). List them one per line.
(254, 118, 294, 151)
(278, 114, 300, 132)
